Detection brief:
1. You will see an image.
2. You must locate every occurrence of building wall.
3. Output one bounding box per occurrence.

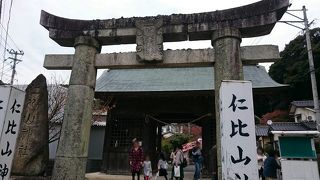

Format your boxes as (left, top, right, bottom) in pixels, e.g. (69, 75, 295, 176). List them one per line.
(49, 124, 61, 159)
(87, 126, 106, 172)
(49, 140, 59, 160)
(88, 126, 106, 160)
(48, 125, 106, 172)
(294, 108, 315, 122)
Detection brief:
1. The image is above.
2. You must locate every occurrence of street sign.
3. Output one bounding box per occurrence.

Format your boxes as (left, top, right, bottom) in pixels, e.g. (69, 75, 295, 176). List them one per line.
(219, 80, 258, 180)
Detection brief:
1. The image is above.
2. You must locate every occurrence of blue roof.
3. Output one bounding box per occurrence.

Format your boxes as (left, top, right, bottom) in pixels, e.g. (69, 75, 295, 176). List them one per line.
(95, 65, 287, 93)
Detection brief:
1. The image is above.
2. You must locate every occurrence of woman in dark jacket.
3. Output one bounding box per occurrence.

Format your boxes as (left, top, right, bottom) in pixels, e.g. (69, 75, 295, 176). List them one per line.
(129, 138, 144, 180)
(263, 150, 281, 180)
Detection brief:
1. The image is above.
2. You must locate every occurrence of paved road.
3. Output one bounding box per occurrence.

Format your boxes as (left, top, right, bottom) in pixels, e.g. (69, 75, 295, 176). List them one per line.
(86, 165, 212, 180)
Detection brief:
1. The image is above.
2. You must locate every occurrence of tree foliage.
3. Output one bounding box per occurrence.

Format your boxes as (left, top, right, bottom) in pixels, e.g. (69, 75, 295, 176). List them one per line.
(269, 27, 320, 100)
(260, 110, 290, 124)
(161, 133, 191, 155)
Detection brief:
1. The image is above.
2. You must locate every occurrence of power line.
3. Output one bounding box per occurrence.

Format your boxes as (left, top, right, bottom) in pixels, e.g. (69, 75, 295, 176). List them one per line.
(2, 0, 13, 59)
(0, 0, 2, 24)
(0, 0, 5, 50)
(1, 0, 14, 81)
(0, 35, 15, 50)
(0, 0, 5, 27)
(0, 22, 19, 50)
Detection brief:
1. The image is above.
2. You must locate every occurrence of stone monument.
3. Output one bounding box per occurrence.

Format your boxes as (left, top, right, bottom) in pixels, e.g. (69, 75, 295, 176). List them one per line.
(12, 74, 49, 176)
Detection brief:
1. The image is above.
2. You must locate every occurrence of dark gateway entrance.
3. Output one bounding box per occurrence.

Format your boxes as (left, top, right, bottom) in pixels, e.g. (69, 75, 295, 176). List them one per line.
(94, 66, 287, 175)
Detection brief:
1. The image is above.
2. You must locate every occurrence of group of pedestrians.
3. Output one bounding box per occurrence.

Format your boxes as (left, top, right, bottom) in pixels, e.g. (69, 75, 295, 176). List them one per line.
(129, 138, 171, 180)
(128, 138, 282, 180)
(129, 138, 203, 180)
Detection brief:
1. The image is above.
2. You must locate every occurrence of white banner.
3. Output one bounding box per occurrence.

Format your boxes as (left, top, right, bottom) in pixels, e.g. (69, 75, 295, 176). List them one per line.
(220, 81, 258, 180)
(0, 86, 25, 180)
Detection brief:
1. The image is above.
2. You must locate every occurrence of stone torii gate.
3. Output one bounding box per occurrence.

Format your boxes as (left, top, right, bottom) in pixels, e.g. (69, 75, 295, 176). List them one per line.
(40, 0, 289, 179)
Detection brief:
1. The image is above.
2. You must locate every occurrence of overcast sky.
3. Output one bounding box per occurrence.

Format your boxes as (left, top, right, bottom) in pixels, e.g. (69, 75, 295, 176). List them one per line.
(0, 0, 319, 84)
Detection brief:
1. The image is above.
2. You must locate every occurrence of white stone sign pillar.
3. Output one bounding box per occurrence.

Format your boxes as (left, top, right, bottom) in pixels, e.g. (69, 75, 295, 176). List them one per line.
(0, 86, 25, 180)
(219, 81, 258, 180)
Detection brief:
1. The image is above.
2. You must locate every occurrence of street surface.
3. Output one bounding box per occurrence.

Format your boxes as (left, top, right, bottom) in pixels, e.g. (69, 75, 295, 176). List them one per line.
(86, 165, 212, 180)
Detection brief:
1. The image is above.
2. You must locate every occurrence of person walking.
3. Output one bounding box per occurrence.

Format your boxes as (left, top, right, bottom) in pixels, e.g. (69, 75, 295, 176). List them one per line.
(169, 148, 177, 180)
(129, 138, 144, 180)
(143, 155, 152, 180)
(257, 147, 266, 180)
(192, 141, 202, 180)
(173, 146, 184, 180)
(263, 150, 281, 180)
(157, 152, 168, 180)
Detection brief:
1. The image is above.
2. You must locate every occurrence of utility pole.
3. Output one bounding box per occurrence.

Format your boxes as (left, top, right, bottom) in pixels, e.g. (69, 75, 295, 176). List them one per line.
(279, 6, 320, 131)
(7, 49, 23, 85)
(303, 6, 320, 131)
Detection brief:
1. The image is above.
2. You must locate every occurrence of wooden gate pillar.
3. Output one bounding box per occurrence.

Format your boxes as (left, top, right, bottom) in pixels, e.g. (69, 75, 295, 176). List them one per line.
(202, 118, 215, 177)
(211, 27, 243, 180)
(52, 36, 101, 180)
(142, 118, 159, 170)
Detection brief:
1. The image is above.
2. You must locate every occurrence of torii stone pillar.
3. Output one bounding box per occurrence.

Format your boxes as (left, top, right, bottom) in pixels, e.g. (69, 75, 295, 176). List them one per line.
(212, 27, 243, 179)
(52, 36, 100, 180)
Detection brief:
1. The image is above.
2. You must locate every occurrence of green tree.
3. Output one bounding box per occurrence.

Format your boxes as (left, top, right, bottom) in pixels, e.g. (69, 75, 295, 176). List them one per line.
(269, 27, 320, 101)
(161, 134, 191, 155)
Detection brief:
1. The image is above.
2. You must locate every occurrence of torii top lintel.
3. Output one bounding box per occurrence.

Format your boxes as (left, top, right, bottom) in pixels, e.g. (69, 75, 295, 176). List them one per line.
(40, 0, 289, 47)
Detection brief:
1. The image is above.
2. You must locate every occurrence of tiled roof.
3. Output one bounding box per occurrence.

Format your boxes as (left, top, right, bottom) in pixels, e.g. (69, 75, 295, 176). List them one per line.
(291, 100, 320, 108)
(96, 65, 287, 93)
(255, 121, 316, 137)
(301, 121, 317, 130)
(271, 122, 308, 131)
(256, 125, 269, 137)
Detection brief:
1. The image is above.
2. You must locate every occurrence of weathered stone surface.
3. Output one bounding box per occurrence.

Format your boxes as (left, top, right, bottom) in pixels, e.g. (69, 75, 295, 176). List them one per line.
(39, 0, 289, 46)
(69, 36, 100, 88)
(43, 45, 280, 70)
(11, 176, 51, 180)
(55, 85, 94, 157)
(53, 156, 87, 180)
(51, 36, 99, 180)
(51, 86, 94, 180)
(241, 45, 280, 64)
(12, 74, 49, 176)
(135, 17, 163, 62)
(212, 27, 243, 179)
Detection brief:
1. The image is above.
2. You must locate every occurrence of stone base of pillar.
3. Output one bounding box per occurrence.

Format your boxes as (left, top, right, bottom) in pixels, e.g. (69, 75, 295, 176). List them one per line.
(52, 156, 87, 180)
